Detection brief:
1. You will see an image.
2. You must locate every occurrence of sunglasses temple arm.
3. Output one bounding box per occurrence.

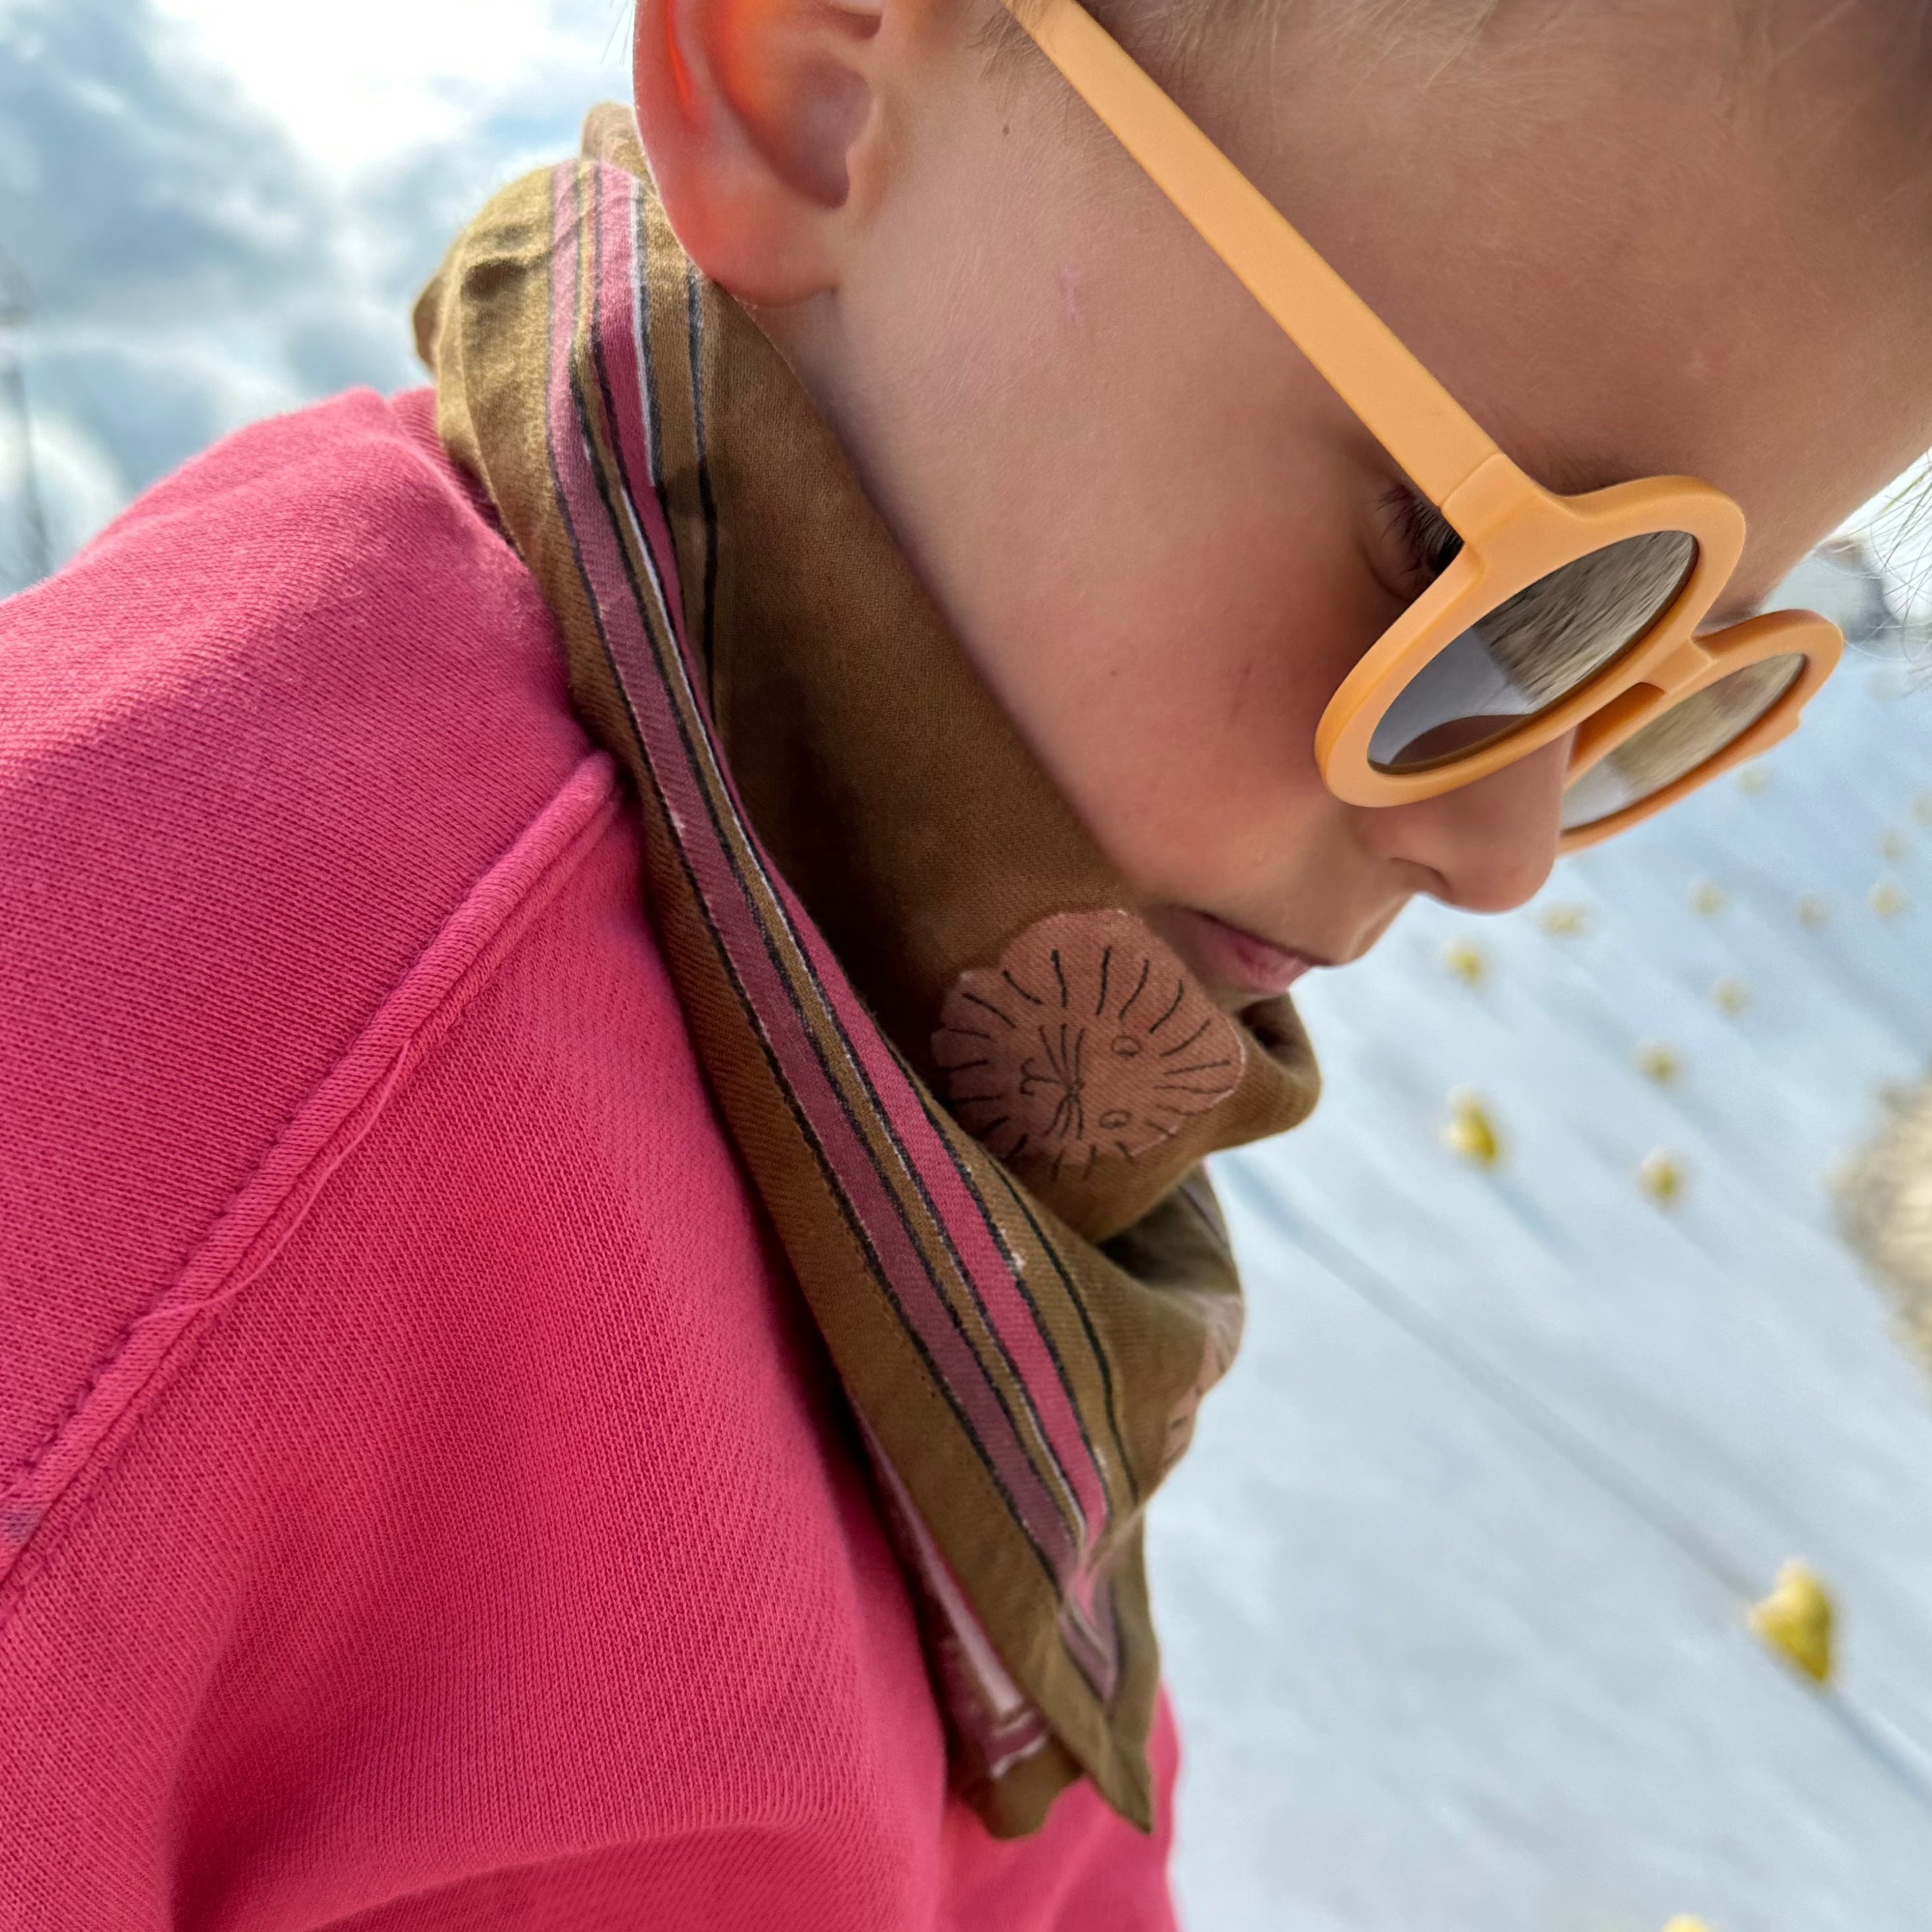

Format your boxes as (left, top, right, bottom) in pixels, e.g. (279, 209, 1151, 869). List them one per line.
(1007, 0, 1501, 506)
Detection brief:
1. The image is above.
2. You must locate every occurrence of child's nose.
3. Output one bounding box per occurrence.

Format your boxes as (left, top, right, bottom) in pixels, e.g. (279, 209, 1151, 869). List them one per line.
(1368, 735, 1573, 916)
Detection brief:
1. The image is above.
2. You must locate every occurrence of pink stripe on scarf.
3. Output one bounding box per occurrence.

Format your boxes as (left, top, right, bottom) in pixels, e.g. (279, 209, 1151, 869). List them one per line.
(555, 163, 1119, 1681)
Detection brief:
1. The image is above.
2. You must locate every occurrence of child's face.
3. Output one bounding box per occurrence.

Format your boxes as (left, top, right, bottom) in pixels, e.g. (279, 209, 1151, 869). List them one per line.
(645, 0, 1932, 1007)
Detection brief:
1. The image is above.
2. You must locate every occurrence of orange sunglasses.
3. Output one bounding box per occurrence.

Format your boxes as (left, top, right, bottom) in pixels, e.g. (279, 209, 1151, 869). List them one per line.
(1002, 0, 1844, 850)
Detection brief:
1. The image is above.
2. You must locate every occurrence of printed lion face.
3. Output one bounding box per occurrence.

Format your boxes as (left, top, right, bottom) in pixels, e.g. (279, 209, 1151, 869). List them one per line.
(932, 909, 1247, 1190)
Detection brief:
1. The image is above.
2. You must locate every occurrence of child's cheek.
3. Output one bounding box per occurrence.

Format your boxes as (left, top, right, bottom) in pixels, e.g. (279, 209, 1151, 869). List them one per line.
(1046, 529, 1393, 904)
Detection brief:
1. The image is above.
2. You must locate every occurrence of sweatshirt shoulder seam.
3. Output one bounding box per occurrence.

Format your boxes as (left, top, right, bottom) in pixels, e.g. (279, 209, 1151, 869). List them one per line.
(0, 750, 625, 1616)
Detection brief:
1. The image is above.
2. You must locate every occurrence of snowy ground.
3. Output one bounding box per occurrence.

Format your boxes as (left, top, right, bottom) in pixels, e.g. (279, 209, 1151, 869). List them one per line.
(1155, 653, 1932, 1929)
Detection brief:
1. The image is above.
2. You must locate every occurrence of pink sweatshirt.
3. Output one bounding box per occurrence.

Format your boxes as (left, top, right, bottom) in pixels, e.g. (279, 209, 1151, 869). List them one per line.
(0, 389, 1179, 1931)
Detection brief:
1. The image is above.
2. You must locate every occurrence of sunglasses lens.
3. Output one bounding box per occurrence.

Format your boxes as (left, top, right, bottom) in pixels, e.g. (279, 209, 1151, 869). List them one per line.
(1560, 654, 1806, 832)
(1369, 529, 1699, 773)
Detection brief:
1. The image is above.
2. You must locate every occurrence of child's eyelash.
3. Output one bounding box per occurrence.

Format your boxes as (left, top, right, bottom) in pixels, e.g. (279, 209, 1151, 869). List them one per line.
(1380, 484, 1465, 589)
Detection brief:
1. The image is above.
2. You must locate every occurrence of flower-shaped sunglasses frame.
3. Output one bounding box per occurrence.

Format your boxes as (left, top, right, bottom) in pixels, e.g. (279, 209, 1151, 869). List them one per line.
(1002, 0, 1843, 849)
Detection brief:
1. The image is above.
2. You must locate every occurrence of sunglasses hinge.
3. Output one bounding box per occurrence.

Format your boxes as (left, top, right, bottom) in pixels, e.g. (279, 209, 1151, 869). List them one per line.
(1438, 453, 1527, 546)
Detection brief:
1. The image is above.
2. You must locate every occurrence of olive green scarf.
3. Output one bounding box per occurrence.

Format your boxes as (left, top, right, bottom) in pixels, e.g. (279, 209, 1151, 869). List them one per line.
(414, 109, 1319, 1836)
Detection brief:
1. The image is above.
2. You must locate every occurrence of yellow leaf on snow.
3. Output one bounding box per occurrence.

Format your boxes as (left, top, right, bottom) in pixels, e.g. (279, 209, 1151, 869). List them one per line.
(1442, 938, 1488, 987)
(1639, 1151, 1687, 1207)
(1635, 1043, 1683, 1087)
(1444, 1091, 1503, 1170)
(1749, 1560, 1836, 1686)
(1537, 902, 1591, 938)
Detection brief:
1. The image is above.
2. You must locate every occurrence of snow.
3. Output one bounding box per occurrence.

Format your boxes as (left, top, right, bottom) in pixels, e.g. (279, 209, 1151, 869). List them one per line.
(1155, 652, 1932, 1929)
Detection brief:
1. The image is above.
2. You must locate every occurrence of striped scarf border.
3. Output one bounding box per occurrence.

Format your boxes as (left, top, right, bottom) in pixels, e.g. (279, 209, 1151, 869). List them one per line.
(540, 161, 1136, 1710)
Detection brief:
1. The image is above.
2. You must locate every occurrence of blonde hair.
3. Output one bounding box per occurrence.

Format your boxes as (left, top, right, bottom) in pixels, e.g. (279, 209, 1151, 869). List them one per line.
(1839, 1079, 1932, 1381)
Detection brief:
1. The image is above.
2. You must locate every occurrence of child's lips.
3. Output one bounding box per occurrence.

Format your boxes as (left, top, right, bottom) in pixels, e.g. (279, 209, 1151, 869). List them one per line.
(1174, 909, 1329, 1001)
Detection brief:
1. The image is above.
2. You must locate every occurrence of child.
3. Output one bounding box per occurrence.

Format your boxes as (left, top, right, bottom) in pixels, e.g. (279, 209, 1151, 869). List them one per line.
(3, 0, 1929, 1924)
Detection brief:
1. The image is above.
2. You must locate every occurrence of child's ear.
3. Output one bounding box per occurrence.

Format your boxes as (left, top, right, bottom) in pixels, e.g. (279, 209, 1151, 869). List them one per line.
(633, 0, 889, 304)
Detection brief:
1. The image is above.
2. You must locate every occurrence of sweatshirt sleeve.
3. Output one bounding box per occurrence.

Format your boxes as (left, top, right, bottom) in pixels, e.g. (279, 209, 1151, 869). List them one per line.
(0, 391, 594, 1925)
(0, 390, 1182, 1932)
